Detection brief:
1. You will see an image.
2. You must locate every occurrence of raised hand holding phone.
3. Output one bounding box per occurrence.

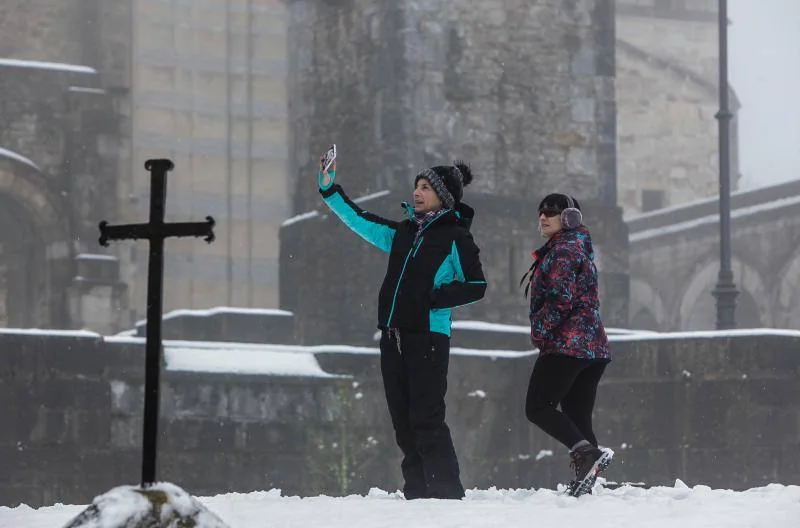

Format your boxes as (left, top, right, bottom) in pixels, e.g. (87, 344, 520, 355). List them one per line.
(318, 144, 337, 190)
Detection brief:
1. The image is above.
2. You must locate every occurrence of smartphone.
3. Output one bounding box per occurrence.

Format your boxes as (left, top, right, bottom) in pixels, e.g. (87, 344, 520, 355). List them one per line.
(323, 144, 337, 172)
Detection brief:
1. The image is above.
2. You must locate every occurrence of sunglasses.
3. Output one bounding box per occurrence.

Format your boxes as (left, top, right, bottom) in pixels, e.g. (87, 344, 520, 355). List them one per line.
(538, 208, 561, 218)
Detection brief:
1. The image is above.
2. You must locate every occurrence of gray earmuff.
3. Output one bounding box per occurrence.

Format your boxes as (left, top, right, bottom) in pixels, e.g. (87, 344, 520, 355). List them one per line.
(561, 195, 583, 230)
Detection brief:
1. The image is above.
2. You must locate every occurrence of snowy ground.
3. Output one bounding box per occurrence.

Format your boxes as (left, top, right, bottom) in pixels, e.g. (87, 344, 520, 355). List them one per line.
(2, 481, 799, 528)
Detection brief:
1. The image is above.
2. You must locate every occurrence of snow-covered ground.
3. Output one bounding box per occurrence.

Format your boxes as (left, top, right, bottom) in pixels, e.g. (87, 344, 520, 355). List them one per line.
(2, 481, 798, 528)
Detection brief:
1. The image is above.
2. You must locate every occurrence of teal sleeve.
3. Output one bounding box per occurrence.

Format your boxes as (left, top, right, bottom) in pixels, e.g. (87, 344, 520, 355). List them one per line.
(320, 184, 397, 253)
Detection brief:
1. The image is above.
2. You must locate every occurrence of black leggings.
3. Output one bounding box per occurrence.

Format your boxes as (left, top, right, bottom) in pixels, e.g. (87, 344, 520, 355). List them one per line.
(525, 354, 609, 450)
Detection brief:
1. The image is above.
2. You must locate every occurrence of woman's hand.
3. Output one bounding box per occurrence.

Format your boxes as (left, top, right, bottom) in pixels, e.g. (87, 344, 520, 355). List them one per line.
(319, 152, 336, 190)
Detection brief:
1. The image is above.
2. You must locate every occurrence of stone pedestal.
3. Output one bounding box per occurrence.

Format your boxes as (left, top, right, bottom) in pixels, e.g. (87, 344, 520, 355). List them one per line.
(70, 253, 127, 334)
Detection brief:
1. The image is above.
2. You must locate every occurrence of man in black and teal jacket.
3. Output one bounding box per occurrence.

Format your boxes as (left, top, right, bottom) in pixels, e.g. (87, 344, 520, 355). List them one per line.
(318, 152, 487, 499)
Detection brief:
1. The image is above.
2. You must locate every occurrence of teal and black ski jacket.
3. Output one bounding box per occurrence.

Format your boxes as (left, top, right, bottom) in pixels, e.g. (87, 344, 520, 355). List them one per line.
(320, 183, 487, 336)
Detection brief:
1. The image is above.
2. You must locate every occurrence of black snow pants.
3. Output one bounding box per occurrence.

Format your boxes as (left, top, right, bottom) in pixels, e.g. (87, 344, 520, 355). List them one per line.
(379, 329, 464, 499)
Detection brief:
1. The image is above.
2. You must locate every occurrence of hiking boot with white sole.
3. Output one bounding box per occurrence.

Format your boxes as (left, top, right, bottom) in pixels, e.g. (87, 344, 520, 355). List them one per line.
(568, 446, 614, 497)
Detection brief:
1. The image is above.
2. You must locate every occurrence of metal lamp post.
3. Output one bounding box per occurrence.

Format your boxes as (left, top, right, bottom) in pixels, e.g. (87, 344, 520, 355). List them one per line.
(712, 0, 739, 329)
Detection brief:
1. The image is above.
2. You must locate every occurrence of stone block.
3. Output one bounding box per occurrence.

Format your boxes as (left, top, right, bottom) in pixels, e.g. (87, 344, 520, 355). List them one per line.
(61, 483, 230, 528)
(42, 336, 107, 379)
(110, 379, 143, 417)
(32, 378, 108, 411)
(160, 419, 238, 452)
(233, 422, 309, 453)
(110, 416, 142, 450)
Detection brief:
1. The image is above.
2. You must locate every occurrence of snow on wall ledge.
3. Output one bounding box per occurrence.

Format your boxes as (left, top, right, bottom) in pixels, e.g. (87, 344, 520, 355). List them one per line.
(1, 325, 798, 377)
(0, 57, 97, 74)
(131, 306, 294, 328)
(109, 325, 800, 375)
(0, 147, 41, 171)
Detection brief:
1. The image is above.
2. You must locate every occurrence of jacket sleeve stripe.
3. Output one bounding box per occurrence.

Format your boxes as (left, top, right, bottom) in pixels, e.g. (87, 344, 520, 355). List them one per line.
(430, 233, 487, 309)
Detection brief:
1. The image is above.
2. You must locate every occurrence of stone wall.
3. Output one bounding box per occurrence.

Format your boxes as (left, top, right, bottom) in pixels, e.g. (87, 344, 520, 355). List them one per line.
(628, 179, 800, 331)
(283, 0, 629, 340)
(0, 62, 120, 329)
(0, 0, 132, 331)
(288, 0, 619, 209)
(615, 40, 735, 213)
(0, 0, 96, 65)
(615, 0, 741, 216)
(2, 328, 799, 507)
(127, 0, 290, 316)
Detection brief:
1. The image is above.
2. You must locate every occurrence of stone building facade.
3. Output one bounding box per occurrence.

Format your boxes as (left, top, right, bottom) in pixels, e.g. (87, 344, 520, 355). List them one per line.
(615, 0, 741, 215)
(628, 179, 800, 332)
(281, 0, 629, 344)
(0, 0, 751, 335)
(0, 0, 132, 332)
(127, 0, 290, 315)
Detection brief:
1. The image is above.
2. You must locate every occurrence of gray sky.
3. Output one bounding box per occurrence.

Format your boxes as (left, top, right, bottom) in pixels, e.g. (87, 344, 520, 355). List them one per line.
(730, 0, 800, 189)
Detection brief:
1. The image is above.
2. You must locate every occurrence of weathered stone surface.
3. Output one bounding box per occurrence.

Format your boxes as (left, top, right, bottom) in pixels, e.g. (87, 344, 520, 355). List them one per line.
(0, 0, 756, 333)
(288, 0, 619, 210)
(0, 1, 131, 330)
(2, 331, 800, 507)
(628, 179, 800, 331)
(62, 483, 229, 528)
(615, 0, 741, 215)
(282, 0, 628, 338)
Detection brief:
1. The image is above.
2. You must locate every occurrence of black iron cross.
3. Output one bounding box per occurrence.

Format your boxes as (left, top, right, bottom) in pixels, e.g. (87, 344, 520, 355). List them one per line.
(99, 158, 215, 487)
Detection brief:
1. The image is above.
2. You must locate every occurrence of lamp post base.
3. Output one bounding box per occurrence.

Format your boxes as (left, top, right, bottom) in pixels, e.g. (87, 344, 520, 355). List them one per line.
(712, 271, 739, 330)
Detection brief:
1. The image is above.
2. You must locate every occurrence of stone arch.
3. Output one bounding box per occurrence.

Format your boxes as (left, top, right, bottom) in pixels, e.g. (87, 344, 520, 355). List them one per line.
(773, 250, 800, 329)
(678, 257, 770, 330)
(0, 151, 64, 241)
(629, 277, 666, 331)
(0, 152, 69, 327)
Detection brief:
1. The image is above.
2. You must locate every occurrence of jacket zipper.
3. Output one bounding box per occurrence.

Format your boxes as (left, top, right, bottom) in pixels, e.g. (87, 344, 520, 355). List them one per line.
(386, 248, 415, 327)
(412, 236, 424, 258)
(386, 216, 446, 327)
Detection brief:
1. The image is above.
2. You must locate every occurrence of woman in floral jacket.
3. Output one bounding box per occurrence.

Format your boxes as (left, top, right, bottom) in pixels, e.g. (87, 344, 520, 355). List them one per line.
(520, 193, 613, 497)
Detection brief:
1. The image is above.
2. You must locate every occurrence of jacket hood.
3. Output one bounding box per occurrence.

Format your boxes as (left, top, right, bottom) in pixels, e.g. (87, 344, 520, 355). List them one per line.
(454, 201, 474, 230)
(535, 225, 595, 262)
(560, 225, 594, 261)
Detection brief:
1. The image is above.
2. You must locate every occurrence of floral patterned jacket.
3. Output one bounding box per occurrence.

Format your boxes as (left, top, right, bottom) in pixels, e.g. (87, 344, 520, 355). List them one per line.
(529, 226, 610, 360)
